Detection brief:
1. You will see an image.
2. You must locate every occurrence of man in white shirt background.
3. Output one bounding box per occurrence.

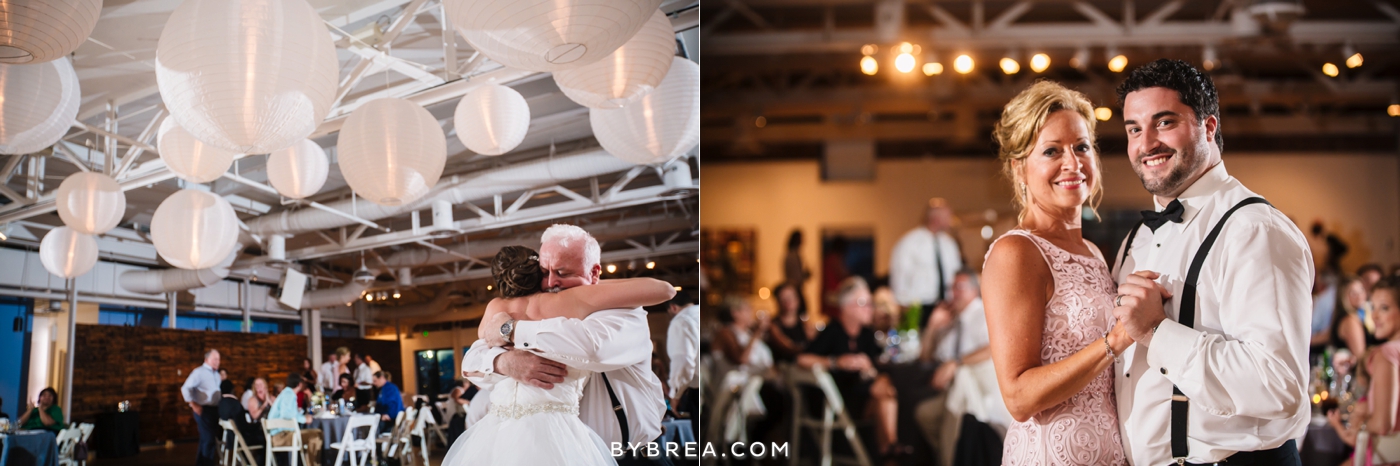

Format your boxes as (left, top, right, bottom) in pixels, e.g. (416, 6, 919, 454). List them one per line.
(353, 353, 374, 403)
(914, 270, 1000, 466)
(1112, 59, 1311, 466)
(890, 198, 964, 331)
(666, 290, 700, 437)
(463, 224, 669, 465)
(317, 352, 340, 392)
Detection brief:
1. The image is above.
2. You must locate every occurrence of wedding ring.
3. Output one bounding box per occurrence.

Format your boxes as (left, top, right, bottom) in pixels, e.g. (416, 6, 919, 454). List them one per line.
(1115, 295, 1123, 307)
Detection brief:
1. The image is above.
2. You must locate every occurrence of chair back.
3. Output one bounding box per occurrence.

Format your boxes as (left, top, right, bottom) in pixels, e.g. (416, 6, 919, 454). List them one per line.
(262, 418, 302, 449)
(76, 423, 94, 442)
(55, 427, 81, 462)
(811, 365, 847, 413)
(343, 413, 379, 444)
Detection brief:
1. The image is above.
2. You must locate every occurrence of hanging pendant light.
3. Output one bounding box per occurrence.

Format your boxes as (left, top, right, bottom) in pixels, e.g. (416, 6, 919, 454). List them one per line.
(589, 57, 700, 165)
(0, 57, 81, 155)
(55, 172, 126, 235)
(552, 9, 676, 109)
(155, 0, 339, 154)
(0, 0, 103, 64)
(337, 98, 446, 206)
(157, 118, 240, 184)
(452, 83, 531, 156)
(443, 0, 662, 72)
(39, 226, 98, 278)
(266, 139, 329, 199)
(150, 189, 241, 270)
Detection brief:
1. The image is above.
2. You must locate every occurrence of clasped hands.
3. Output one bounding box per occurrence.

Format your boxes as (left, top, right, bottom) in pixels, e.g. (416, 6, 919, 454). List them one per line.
(1111, 270, 1173, 350)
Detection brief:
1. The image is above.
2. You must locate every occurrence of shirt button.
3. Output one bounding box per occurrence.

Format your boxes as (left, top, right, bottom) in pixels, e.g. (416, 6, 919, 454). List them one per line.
(1160, 368, 1168, 375)
(1156, 244, 1161, 248)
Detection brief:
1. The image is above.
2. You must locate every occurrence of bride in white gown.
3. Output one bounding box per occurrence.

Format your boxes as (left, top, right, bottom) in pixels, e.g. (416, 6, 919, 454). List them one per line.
(441, 246, 676, 466)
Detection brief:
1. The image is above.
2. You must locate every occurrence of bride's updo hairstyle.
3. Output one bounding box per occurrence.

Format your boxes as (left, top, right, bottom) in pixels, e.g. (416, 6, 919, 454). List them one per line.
(992, 80, 1104, 222)
(492, 246, 544, 298)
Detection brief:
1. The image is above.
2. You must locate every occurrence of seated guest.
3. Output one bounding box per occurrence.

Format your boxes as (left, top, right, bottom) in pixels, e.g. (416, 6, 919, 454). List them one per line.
(767, 283, 812, 363)
(219, 380, 264, 450)
(1330, 278, 1400, 463)
(298, 358, 316, 393)
(712, 295, 783, 441)
(267, 374, 322, 465)
(330, 373, 355, 404)
(16, 387, 64, 432)
(797, 277, 904, 458)
(1337, 278, 1383, 356)
(915, 269, 998, 466)
(243, 377, 271, 422)
(372, 371, 404, 433)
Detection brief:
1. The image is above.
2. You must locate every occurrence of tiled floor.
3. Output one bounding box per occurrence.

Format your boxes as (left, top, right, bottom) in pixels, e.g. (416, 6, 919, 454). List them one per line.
(91, 440, 448, 466)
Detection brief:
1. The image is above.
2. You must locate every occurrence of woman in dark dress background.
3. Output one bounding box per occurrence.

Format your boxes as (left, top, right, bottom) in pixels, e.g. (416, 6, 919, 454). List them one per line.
(768, 283, 812, 363)
(218, 380, 264, 451)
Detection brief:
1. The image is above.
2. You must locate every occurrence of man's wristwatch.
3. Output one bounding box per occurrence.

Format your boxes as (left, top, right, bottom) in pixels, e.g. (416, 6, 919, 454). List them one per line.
(500, 319, 516, 344)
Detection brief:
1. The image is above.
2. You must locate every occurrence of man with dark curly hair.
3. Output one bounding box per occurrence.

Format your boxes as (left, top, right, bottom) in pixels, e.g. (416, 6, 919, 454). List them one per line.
(1111, 59, 1311, 466)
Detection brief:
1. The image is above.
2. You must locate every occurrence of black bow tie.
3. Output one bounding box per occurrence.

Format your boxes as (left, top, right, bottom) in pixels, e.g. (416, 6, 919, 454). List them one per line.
(1141, 199, 1185, 232)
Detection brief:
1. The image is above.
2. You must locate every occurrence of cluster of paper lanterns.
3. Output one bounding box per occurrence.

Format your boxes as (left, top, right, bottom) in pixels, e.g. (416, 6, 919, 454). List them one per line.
(552, 9, 676, 109)
(590, 57, 700, 164)
(42, 172, 126, 278)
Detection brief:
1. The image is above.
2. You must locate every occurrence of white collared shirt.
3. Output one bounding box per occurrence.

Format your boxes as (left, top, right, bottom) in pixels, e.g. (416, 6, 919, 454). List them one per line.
(318, 361, 339, 391)
(666, 304, 701, 399)
(181, 363, 222, 406)
(354, 363, 374, 389)
(934, 298, 990, 363)
(461, 307, 664, 446)
(1113, 162, 1313, 466)
(890, 228, 963, 307)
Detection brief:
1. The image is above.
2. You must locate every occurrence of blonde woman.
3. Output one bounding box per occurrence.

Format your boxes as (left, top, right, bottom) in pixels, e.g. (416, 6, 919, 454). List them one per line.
(983, 80, 1130, 465)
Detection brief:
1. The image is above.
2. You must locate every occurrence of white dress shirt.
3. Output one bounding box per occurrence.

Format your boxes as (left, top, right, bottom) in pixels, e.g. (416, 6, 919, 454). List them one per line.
(933, 298, 990, 363)
(181, 363, 222, 406)
(354, 363, 374, 389)
(666, 304, 701, 399)
(890, 228, 963, 307)
(318, 361, 339, 392)
(368, 360, 382, 375)
(1113, 162, 1312, 466)
(462, 307, 665, 446)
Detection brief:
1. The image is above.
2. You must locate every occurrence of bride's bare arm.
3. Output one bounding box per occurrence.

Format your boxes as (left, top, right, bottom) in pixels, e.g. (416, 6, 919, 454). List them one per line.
(531, 278, 676, 320)
(984, 235, 1132, 422)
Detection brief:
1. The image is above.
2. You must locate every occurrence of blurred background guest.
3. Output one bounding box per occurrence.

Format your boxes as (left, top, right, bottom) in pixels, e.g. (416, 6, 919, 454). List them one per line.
(17, 387, 64, 433)
(785, 229, 812, 318)
(767, 283, 813, 364)
(667, 290, 701, 436)
(890, 198, 964, 331)
(915, 269, 1001, 466)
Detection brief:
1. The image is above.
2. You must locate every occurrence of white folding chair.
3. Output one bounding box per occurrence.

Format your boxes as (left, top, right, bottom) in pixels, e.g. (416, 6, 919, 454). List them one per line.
(219, 419, 263, 466)
(374, 410, 408, 459)
(386, 407, 418, 462)
(55, 427, 82, 466)
(786, 364, 872, 466)
(409, 409, 438, 466)
(330, 414, 380, 466)
(262, 418, 312, 466)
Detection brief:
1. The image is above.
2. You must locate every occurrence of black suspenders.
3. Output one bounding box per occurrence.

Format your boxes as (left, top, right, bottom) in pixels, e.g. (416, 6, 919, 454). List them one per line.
(601, 372, 630, 446)
(1119, 197, 1273, 465)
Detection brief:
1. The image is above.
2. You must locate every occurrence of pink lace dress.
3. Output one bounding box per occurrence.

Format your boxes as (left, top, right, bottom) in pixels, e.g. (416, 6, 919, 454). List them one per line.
(989, 230, 1128, 465)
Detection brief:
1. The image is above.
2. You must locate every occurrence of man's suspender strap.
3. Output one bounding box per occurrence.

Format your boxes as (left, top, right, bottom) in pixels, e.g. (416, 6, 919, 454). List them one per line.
(1169, 196, 1272, 463)
(1118, 220, 1145, 272)
(601, 372, 630, 446)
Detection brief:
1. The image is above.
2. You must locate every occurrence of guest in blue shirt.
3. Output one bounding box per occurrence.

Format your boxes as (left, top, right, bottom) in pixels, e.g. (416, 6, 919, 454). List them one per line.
(268, 373, 322, 465)
(373, 371, 404, 433)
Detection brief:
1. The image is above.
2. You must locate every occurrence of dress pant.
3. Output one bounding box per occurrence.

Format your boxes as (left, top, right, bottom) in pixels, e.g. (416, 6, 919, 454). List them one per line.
(914, 392, 960, 466)
(615, 435, 677, 466)
(678, 387, 700, 442)
(1183, 439, 1300, 466)
(193, 407, 222, 466)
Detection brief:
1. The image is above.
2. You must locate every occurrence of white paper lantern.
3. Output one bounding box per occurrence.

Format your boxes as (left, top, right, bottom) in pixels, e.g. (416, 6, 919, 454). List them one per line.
(337, 98, 446, 207)
(39, 226, 98, 278)
(266, 139, 328, 199)
(156, 0, 339, 154)
(0, 57, 81, 155)
(151, 189, 241, 270)
(56, 172, 126, 235)
(590, 57, 699, 165)
(553, 10, 675, 109)
(157, 118, 239, 183)
(444, 0, 662, 72)
(0, 0, 103, 64)
(453, 83, 530, 156)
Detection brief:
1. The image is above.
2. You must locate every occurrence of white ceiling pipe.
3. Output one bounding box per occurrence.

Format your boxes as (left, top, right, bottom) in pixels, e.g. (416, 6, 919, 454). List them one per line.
(300, 280, 372, 310)
(378, 216, 693, 270)
(118, 244, 242, 295)
(370, 286, 468, 317)
(244, 148, 634, 238)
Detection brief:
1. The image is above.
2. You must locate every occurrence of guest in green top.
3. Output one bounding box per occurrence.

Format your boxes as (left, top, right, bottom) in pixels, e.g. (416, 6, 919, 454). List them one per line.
(17, 387, 64, 432)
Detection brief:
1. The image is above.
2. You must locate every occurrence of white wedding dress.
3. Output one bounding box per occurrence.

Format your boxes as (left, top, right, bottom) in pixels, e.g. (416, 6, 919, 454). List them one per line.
(441, 366, 616, 466)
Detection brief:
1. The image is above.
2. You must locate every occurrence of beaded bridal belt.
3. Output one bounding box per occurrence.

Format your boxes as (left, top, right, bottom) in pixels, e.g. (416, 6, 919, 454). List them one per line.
(490, 402, 580, 420)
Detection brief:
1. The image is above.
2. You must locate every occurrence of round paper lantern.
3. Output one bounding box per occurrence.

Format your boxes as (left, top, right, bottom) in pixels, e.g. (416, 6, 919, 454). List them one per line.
(156, 0, 339, 154)
(453, 83, 530, 156)
(553, 9, 675, 109)
(590, 57, 699, 165)
(0, 57, 81, 155)
(56, 172, 126, 235)
(151, 189, 241, 270)
(157, 118, 239, 183)
(39, 227, 98, 278)
(266, 139, 328, 199)
(444, 0, 662, 72)
(0, 0, 103, 64)
(337, 98, 446, 206)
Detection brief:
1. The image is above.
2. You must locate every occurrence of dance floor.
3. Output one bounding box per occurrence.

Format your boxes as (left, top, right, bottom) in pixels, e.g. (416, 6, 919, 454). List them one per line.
(92, 440, 449, 466)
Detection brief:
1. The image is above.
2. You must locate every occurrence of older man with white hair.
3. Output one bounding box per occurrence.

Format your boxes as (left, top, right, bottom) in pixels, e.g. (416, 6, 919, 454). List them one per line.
(462, 224, 670, 465)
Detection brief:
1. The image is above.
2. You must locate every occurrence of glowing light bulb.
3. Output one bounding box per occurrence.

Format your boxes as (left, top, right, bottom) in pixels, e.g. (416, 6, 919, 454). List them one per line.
(860, 55, 878, 75)
(953, 55, 974, 74)
(755, 116, 766, 128)
(1108, 54, 1128, 72)
(922, 62, 943, 76)
(392, 291, 400, 299)
(646, 261, 655, 269)
(1030, 53, 1050, 72)
(895, 53, 915, 73)
(1346, 53, 1363, 68)
(758, 287, 771, 299)
(1322, 63, 1339, 77)
(1388, 104, 1399, 117)
(999, 57, 1020, 74)
(1095, 107, 1112, 121)
(606, 264, 617, 274)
